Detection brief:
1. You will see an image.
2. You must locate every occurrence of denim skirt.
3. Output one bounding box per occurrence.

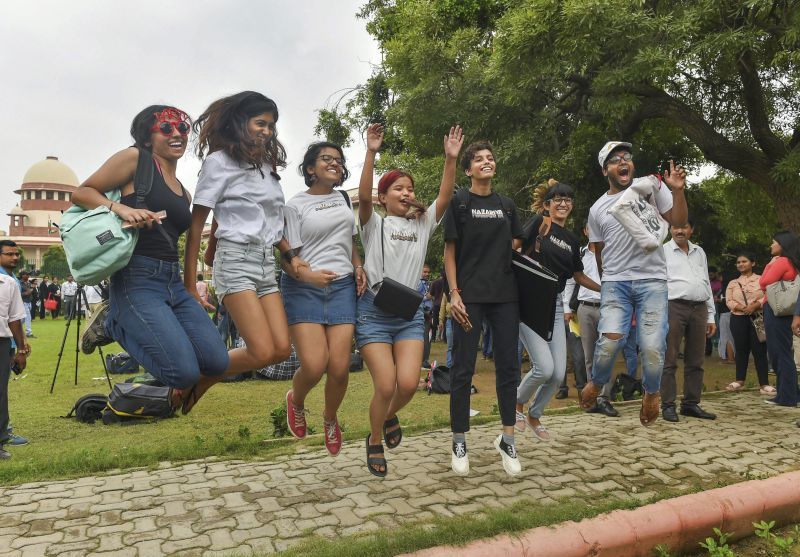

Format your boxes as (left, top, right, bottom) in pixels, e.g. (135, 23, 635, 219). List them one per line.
(281, 273, 356, 326)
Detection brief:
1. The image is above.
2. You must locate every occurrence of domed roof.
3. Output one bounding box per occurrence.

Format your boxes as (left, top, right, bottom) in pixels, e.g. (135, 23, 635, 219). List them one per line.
(22, 156, 79, 187)
(8, 206, 25, 215)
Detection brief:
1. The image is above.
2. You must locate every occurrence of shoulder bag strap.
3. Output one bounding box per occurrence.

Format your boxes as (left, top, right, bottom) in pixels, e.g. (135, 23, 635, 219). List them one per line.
(737, 281, 749, 305)
(380, 217, 386, 278)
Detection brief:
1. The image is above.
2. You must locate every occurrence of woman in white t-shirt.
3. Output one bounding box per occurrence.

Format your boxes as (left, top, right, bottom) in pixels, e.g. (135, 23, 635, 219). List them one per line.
(182, 91, 305, 413)
(282, 141, 367, 456)
(358, 123, 463, 477)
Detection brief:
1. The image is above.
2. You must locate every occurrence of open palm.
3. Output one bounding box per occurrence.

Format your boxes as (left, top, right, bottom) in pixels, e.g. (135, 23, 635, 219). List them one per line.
(444, 125, 464, 159)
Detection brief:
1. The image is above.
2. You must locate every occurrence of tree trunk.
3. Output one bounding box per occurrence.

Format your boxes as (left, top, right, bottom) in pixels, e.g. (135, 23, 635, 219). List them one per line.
(764, 179, 800, 231)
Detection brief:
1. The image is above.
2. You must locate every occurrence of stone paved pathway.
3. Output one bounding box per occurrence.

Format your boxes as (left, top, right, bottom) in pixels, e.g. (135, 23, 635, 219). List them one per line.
(1, 392, 798, 557)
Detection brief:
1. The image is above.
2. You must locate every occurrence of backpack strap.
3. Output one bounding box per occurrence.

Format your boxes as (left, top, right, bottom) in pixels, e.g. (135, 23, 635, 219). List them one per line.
(339, 189, 352, 208)
(133, 147, 155, 209)
(454, 188, 471, 238)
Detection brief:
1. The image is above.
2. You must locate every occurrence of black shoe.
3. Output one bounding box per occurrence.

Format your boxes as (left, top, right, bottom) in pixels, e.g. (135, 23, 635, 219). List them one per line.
(680, 404, 716, 420)
(81, 301, 113, 354)
(595, 398, 620, 417)
(555, 388, 568, 400)
(662, 406, 679, 422)
(422, 361, 431, 369)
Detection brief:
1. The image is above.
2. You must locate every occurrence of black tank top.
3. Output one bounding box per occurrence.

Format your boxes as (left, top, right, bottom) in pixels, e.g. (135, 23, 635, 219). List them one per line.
(121, 159, 192, 262)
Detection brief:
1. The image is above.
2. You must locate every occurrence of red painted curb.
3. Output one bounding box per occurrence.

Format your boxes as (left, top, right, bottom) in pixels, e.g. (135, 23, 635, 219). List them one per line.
(402, 470, 800, 557)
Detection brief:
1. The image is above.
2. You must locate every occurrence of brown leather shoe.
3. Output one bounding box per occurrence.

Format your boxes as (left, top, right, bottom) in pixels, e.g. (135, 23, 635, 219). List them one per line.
(640, 392, 660, 426)
(580, 382, 600, 410)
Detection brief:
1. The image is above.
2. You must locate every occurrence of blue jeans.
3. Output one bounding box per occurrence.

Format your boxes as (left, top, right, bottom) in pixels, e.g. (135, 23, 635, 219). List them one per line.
(591, 279, 668, 394)
(518, 298, 566, 419)
(763, 303, 799, 406)
(445, 318, 453, 368)
(623, 331, 639, 377)
(107, 255, 229, 389)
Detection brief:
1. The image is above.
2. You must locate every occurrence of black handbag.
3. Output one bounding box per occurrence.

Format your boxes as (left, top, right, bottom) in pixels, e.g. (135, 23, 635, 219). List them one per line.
(372, 219, 424, 321)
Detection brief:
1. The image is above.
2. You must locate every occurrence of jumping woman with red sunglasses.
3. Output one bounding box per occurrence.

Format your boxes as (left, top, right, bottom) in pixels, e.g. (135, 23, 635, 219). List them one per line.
(182, 91, 304, 413)
(75, 105, 229, 392)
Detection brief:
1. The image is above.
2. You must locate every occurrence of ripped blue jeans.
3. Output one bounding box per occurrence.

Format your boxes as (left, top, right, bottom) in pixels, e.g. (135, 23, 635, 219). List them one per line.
(590, 279, 668, 394)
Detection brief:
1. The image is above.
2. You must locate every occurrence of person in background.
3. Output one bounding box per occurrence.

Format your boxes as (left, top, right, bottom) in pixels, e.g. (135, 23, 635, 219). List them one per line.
(29, 278, 38, 323)
(61, 275, 78, 321)
(439, 292, 453, 367)
(430, 272, 445, 342)
(707, 266, 724, 356)
(37, 276, 49, 319)
(724, 253, 772, 394)
(195, 274, 215, 312)
(49, 277, 60, 319)
(660, 222, 717, 422)
(83, 282, 106, 317)
(19, 272, 33, 337)
(419, 264, 433, 368)
(759, 231, 800, 407)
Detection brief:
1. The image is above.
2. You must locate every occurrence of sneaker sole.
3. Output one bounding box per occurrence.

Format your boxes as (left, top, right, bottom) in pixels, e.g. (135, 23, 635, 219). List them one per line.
(493, 437, 521, 476)
(451, 456, 469, 476)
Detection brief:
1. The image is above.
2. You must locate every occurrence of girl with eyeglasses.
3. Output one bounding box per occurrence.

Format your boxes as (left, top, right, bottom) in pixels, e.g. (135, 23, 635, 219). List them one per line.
(281, 142, 366, 456)
(515, 180, 599, 441)
(182, 91, 304, 413)
(358, 123, 462, 477)
(74, 105, 229, 393)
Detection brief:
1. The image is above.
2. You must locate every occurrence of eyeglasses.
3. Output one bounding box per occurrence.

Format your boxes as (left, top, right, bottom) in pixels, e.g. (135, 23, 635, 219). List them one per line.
(550, 197, 573, 206)
(0, 252, 20, 257)
(318, 154, 344, 166)
(151, 121, 191, 136)
(607, 152, 633, 165)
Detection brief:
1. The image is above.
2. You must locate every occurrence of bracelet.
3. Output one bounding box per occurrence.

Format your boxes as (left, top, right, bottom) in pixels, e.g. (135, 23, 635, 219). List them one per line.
(108, 202, 114, 211)
(449, 288, 461, 295)
(281, 248, 299, 263)
(355, 265, 363, 269)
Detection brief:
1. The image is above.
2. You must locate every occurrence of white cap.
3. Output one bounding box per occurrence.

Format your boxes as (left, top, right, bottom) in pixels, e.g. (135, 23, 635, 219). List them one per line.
(598, 141, 633, 168)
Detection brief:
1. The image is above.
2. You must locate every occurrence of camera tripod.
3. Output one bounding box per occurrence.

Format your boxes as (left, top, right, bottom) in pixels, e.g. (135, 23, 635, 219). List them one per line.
(49, 285, 111, 393)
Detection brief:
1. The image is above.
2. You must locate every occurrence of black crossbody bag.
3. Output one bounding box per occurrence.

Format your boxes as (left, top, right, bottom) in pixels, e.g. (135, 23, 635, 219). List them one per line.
(372, 219, 424, 321)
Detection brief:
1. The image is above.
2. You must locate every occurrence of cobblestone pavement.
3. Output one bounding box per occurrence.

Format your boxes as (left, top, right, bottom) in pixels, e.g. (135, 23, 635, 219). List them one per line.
(1, 392, 798, 557)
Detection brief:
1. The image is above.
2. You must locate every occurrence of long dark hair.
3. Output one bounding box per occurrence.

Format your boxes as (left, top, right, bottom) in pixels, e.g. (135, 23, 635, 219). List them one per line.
(194, 91, 287, 175)
(298, 142, 350, 187)
(773, 230, 800, 272)
(130, 105, 187, 152)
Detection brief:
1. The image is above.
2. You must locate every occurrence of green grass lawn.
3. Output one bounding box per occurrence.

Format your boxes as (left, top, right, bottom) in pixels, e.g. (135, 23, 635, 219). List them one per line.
(3, 318, 748, 486)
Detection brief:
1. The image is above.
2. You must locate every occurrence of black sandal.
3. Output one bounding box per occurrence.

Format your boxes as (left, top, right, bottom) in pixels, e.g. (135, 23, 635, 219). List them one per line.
(366, 434, 387, 477)
(383, 416, 402, 449)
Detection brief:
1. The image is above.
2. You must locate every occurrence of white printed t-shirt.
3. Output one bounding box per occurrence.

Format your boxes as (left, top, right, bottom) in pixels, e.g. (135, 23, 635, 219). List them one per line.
(587, 180, 673, 281)
(284, 191, 357, 280)
(360, 201, 439, 291)
(194, 151, 285, 246)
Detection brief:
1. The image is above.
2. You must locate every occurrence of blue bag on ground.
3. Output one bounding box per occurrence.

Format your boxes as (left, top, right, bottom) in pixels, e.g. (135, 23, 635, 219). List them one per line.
(105, 352, 140, 374)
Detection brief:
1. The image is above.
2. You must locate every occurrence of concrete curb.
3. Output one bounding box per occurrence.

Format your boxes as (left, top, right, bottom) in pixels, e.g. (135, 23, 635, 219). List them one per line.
(402, 470, 800, 557)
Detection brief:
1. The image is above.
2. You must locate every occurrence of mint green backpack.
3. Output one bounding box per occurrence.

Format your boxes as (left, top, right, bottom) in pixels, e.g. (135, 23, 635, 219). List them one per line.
(60, 149, 153, 285)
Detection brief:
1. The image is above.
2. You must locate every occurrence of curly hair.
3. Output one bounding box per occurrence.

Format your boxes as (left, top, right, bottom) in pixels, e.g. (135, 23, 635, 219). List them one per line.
(194, 91, 287, 176)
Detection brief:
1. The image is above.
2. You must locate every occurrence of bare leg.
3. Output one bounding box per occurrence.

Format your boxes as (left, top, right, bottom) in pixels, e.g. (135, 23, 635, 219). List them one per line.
(290, 323, 329, 409)
(360, 342, 396, 474)
(386, 339, 424, 419)
(321, 324, 355, 422)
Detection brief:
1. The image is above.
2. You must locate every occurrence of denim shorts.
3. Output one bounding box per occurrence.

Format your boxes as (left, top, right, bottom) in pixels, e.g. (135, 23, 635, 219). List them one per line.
(355, 290, 424, 349)
(281, 273, 356, 326)
(213, 239, 279, 300)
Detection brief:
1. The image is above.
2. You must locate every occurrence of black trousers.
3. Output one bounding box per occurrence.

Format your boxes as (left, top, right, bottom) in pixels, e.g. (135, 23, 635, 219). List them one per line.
(729, 313, 769, 385)
(450, 301, 520, 432)
(0, 338, 13, 446)
(764, 304, 799, 406)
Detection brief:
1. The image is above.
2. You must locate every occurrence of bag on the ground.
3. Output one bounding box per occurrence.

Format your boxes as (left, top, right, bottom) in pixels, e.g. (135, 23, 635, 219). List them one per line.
(66, 393, 108, 424)
(609, 374, 643, 401)
(426, 365, 451, 394)
(60, 147, 155, 285)
(105, 352, 140, 374)
(124, 372, 164, 386)
(254, 343, 300, 380)
(609, 176, 668, 253)
(349, 351, 364, 372)
(102, 383, 174, 423)
(766, 276, 800, 317)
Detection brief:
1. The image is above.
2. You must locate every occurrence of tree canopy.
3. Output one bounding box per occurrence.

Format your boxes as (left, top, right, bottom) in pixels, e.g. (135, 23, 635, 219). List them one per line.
(316, 0, 799, 270)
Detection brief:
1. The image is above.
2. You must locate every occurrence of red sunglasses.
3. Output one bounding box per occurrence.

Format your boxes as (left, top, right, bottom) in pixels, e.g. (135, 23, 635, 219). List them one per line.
(150, 108, 191, 136)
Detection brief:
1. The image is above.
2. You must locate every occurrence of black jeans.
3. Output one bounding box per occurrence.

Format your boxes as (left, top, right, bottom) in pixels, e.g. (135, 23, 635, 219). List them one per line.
(450, 301, 520, 432)
(0, 338, 13, 446)
(764, 304, 799, 406)
(729, 313, 769, 385)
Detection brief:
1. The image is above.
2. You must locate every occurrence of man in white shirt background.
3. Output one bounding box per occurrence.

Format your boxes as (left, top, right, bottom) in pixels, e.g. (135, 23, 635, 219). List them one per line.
(61, 275, 78, 321)
(660, 221, 717, 422)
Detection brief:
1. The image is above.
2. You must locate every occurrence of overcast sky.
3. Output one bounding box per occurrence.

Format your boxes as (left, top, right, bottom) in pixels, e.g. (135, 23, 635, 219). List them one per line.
(0, 0, 380, 230)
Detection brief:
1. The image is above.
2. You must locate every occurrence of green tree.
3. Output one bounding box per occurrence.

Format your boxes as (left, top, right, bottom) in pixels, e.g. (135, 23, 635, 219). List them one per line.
(326, 0, 799, 233)
(41, 244, 69, 277)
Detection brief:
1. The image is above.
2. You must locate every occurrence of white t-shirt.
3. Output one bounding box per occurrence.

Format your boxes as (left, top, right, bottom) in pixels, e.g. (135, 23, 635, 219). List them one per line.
(194, 151, 285, 246)
(588, 180, 673, 281)
(285, 191, 357, 280)
(0, 274, 25, 338)
(360, 201, 440, 291)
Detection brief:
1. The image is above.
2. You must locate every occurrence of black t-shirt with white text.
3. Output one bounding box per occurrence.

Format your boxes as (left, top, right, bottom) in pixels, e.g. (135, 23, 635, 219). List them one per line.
(443, 191, 524, 304)
(522, 215, 583, 292)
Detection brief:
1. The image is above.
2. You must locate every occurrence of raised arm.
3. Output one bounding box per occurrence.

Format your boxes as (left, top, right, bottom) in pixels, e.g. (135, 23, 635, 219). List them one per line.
(434, 126, 464, 221)
(661, 160, 688, 228)
(358, 123, 384, 226)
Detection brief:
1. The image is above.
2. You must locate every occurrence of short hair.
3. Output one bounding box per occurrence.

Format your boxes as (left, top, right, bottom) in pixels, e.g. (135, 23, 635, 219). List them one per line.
(0, 240, 18, 250)
(461, 141, 494, 172)
(298, 142, 350, 187)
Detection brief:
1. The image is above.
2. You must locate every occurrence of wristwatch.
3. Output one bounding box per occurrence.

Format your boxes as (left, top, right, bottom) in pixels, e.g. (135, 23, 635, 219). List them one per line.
(281, 248, 299, 263)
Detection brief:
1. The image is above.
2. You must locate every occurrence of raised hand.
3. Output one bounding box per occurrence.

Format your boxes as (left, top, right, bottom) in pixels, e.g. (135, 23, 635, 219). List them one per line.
(443, 125, 464, 160)
(366, 123, 384, 153)
(663, 160, 687, 191)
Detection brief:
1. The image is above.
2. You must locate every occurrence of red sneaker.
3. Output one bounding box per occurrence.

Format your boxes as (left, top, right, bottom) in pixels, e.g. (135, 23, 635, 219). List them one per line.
(323, 416, 342, 457)
(286, 390, 307, 439)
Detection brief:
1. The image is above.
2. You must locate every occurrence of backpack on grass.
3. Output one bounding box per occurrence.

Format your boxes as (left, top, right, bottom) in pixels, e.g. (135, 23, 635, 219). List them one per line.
(102, 383, 175, 424)
(426, 365, 451, 394)
(66, 393, 109, 424)
(105, 352, 140, 374)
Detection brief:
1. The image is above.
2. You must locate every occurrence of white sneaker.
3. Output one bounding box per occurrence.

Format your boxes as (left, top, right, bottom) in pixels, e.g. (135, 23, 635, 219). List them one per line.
(451, 441, 469, 476)
(494, 435, 521, 476)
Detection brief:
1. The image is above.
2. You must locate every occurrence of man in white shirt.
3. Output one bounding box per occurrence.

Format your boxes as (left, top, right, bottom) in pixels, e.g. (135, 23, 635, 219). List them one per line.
(580, 141, 688, 427)
(661, 222, 717, 422)
(0, 272, 30, 460)
(61, 275, 78, 320)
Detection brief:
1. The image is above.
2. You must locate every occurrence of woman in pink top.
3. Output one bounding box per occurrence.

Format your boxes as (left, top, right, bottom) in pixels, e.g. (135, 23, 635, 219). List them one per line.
(759, 231, 800, 407)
